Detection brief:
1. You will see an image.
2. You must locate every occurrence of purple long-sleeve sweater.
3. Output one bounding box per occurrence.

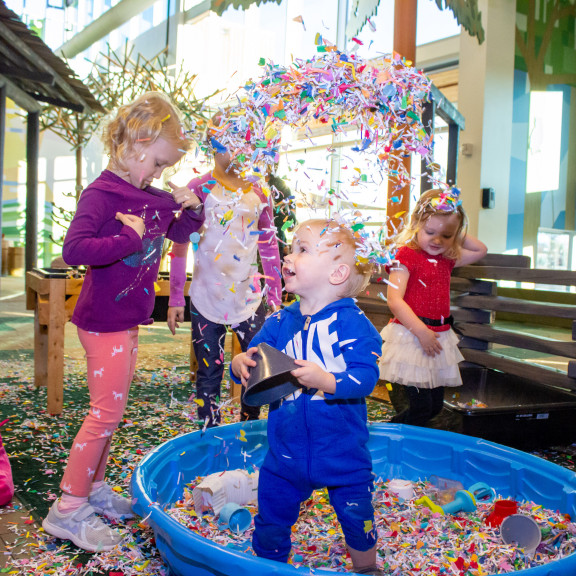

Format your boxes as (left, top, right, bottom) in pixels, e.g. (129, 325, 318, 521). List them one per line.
(63, 169, 204, 332)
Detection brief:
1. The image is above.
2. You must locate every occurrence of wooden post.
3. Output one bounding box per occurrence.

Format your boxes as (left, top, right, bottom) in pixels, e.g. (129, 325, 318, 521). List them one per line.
(27, 272, 66, 414)
(45, 278, 66, 414)
(26, 111, 39, 273)
(189, 339, 198, 381)
(34, 296, 49, 389)
(231, 333, 242, 402)
(387, 0, 418, 239)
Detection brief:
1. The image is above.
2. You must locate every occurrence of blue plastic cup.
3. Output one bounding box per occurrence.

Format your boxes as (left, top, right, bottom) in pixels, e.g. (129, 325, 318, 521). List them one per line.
(218, 503, 252, 534)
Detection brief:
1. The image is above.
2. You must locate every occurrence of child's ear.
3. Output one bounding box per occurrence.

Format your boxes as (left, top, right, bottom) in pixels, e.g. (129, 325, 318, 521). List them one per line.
(329, 264, 351, 286)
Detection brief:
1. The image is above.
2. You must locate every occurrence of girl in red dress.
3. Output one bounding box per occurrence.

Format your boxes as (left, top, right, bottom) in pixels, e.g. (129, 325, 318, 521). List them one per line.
(379, 188, 487, 426)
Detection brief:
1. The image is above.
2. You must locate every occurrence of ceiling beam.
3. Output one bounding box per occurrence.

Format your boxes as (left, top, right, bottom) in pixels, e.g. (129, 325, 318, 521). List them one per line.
(0, 19, 91, 112)
(0, 74, 42, 112)
(56, 0, 158, 60)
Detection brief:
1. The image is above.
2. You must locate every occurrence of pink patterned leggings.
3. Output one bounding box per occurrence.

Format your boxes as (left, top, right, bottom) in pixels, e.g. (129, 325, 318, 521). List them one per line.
(60, 327, 138, 497)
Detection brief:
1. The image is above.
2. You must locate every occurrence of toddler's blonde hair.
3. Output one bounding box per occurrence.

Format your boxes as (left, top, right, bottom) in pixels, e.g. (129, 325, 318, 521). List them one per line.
(294, 219, 373, 298)
(103, 92, 191, 171)
(394, 189, 468, 260)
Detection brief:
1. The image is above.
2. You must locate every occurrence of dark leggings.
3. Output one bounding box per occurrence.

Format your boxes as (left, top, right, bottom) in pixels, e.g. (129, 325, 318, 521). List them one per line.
(190, 302, 265, 426)
(391, 386, 445, 427)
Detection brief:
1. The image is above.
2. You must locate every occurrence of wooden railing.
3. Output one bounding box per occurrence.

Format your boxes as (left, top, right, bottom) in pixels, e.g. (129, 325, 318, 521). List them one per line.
(357, 253, 576, 392)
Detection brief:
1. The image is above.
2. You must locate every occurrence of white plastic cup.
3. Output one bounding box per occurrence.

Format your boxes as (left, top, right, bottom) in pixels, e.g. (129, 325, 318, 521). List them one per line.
(501, 514, 542, 556)
(218, 502, 252, 534)
(388, 479, 414, 500)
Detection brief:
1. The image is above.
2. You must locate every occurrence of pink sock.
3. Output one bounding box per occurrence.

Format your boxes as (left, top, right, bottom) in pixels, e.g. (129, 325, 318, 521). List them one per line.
(58, 493, 88, 514)
(90, 481, 105, 494)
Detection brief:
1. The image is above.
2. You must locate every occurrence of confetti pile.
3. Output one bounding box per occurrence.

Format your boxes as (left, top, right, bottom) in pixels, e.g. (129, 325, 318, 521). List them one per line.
(169, 477, 576, 575)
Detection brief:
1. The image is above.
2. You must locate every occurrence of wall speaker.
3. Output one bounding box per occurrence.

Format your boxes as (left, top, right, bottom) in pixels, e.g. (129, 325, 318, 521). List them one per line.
(482, 187, 495, 209)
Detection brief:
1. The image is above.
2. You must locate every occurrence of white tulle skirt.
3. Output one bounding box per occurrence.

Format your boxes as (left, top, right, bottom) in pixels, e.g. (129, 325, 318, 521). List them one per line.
(379, 322, 464, 389)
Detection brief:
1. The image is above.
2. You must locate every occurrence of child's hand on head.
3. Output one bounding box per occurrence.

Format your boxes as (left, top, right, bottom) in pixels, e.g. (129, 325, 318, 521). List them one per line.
(417, 328, 443, 357)
(232, 347, 258, 387)
(291, 360, 336, 394)
(115, 212, 145, 238)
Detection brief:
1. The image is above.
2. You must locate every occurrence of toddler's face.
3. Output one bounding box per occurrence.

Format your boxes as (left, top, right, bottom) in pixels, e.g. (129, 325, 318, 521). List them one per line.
(122, 137, 184, 189)
(416, 213, 460, 256)
(283, 224, 352, 298)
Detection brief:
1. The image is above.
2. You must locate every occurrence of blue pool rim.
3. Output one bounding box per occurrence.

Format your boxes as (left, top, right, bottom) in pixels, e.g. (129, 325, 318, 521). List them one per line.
(131, 420, 576, 576)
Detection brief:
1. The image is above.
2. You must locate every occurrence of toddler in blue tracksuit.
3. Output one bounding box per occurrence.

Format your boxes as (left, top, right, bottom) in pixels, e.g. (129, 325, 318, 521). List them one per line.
(232, 218, 383, 575)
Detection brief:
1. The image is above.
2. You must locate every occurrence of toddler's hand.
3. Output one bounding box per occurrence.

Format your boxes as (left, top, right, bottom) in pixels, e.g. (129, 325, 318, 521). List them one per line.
(292, 360, 336, 394)
(417, 328, 443, 357)
(231, 347, 258, 386)
(168, 182, 203, 211)
(115, 212, 145, 238)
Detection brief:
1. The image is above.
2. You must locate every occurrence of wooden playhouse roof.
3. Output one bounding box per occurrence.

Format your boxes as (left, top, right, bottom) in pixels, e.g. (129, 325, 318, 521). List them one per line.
(0, 1, 104, 113)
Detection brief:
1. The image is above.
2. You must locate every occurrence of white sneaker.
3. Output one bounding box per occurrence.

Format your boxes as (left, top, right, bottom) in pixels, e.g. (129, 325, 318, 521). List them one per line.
(42, 501, 122, 552)
(89, 483, 135, 520)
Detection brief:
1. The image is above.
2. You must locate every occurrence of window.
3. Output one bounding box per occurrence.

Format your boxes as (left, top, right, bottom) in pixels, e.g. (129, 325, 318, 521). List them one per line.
(526, 91, 563, 194)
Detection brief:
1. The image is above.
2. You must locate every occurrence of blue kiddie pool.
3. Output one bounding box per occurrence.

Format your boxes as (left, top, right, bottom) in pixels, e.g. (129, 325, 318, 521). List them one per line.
(131, 420, 576, 575)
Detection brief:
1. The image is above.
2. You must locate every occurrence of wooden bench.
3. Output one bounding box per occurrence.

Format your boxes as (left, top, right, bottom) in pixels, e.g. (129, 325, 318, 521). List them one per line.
(357, 253, 576, 393)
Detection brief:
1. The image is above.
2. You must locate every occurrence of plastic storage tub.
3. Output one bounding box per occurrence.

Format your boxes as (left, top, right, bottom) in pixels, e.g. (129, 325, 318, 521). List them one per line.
(444, 364, 576, 449)
(31, 267, 73, 278)
(131, 420, 576, 576)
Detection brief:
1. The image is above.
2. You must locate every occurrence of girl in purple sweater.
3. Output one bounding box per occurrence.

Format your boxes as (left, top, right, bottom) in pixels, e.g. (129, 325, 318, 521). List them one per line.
(42, 92, 204, 552)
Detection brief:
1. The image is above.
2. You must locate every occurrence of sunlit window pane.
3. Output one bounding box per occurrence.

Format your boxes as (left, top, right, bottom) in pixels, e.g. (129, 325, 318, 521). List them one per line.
(527, 91, 562, 193)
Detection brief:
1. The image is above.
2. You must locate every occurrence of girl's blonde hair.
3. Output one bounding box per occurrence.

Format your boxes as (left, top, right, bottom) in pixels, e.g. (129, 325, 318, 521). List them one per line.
(394, 188, 468, 260)
(294, 219, 373, 298)
(103, 92, 191, 170)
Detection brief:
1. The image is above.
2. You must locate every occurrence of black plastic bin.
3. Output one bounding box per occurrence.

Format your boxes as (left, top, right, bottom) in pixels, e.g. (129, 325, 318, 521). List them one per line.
(444, 363, 576, 449)
(32, 267, 80, 278)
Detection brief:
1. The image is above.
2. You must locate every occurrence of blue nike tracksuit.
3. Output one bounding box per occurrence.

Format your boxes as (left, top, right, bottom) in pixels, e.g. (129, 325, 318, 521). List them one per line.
(247, 298, 382, 562)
